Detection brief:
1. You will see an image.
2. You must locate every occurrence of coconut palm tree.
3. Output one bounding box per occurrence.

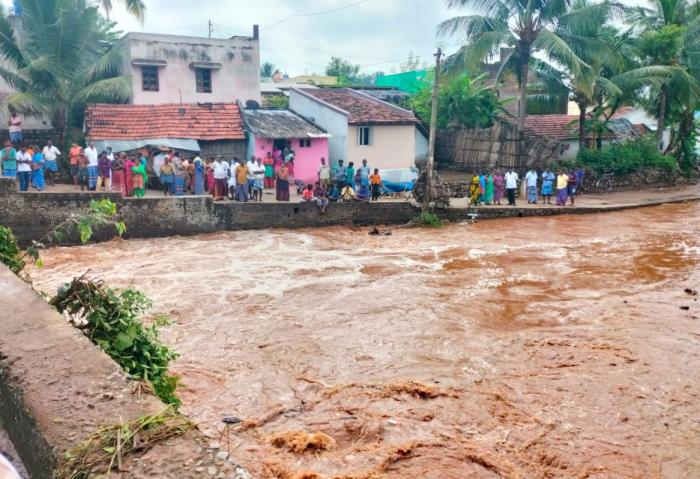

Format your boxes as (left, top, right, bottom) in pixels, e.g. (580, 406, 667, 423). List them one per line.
(629, 0, 699, 146)
(0, 0, 131, 147)
(99, 0, 145, 22)
(438, 0, 597, 131)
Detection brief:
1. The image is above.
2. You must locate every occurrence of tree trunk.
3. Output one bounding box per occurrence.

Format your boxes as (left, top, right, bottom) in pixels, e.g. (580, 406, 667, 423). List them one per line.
(577, 100, 587, 149)
(656, 85, 667, 150)
(517, 58, 529, 131)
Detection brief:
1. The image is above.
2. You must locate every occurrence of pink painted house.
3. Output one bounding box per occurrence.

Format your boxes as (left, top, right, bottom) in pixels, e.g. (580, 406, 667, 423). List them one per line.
(243, 109, 330, 185)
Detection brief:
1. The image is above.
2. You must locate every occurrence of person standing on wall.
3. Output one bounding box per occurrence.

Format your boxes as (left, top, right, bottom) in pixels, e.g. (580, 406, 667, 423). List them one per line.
(504, 168, 519, 206)
(369, 168, 383, 202)
(333, 159, 346, 190)
(42, 140, 61, 186)
(212, 156, 229, 202)
(15, 145, 31, 191)
(556, 170, 569, 206)
(69, 142, 81, 189)
(358, 159, 370, 189)
(7, 111, 22, 144)
(246, 155, 256, 197)
(525, 168, 538, 204)
(541, 167, 555, 204)
(318, 157, 331, 190)
(84, 141, 98, 191)
(263, 151, 275, 190)
(1, 140, 17, 179)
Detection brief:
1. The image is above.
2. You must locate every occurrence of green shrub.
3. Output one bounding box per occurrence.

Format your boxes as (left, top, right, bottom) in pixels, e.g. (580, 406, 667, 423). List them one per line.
(0, 226, 24, 274)
(51, 278, 181, 407)
(412, 212, 446, 227)
(577, 135, 680, 175)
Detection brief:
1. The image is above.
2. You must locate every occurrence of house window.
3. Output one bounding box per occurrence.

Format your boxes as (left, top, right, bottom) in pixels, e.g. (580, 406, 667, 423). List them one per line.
(358, 126, 371, 146)
(299, 138, 311, 148)
(141, 66, 159, 91)
(195, 68, 212, 93)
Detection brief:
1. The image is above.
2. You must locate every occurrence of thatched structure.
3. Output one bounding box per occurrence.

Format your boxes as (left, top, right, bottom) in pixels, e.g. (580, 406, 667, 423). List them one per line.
(435, 119, 560, 172)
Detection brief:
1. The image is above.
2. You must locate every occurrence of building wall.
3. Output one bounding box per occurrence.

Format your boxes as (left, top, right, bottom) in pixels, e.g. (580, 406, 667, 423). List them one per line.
(346, 125, 416, 170)
(249, 136, 329, 184)
(200, 140, 247, 160)
(122, 32, 260, 105)
(415, 127, 428, 163)
(289, 91, 348, 167)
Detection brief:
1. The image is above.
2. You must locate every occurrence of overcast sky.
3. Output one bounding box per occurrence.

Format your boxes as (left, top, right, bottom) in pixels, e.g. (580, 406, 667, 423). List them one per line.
(99, 0, 462, 76)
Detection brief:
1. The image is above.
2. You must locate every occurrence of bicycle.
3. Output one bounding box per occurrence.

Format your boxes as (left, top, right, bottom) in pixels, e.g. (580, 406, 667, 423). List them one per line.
(595, 173, 614, 193)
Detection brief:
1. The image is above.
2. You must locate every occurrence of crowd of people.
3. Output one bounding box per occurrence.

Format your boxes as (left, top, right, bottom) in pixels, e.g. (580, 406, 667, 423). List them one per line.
(0, 140, 61, 191)
(0, 136, 387, 209)
(468, 167, 585, 207)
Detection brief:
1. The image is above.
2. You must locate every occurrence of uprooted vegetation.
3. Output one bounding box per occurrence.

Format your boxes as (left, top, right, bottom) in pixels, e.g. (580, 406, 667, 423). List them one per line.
(50, 275, 181, 407)
(58, 406, 192, 479)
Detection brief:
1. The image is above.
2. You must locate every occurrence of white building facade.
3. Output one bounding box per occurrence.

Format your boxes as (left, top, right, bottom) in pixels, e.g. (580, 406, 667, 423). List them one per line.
(119, 28, 261, 106)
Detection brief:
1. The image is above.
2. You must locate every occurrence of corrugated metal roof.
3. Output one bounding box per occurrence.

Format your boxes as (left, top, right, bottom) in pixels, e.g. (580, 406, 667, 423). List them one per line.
(243, 109, 329, 139)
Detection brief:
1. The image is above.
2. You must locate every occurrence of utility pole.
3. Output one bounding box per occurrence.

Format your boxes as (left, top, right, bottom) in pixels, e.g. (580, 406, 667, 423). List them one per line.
(422, 47, 442, 213)
(208, 20, 214, 38)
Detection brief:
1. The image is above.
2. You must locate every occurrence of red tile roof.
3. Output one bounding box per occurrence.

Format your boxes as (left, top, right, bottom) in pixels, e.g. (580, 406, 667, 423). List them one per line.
(85, 103, 245, 141)
(519, 114, 583, 140)
(297, 88, 417, 125)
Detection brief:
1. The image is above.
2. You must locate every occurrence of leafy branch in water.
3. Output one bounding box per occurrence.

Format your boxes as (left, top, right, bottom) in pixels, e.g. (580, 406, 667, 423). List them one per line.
(58, 406, 192, 479)
(50, 275, 181, 407)
(410, 212, 447, 228)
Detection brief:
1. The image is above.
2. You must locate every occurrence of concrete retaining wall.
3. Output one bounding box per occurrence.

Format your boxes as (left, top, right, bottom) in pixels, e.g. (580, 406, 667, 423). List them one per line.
(1, 178, 698, 247)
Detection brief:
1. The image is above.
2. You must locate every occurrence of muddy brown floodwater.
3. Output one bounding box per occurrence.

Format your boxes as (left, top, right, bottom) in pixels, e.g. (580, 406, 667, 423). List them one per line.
(30, 203, 700, 478)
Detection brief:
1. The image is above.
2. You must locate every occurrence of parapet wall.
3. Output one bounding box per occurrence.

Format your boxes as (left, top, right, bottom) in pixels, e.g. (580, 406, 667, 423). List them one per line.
(0, 178, 420, 246)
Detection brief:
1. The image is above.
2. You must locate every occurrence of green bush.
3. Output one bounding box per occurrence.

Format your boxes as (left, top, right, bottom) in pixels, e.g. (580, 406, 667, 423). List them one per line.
(577, 136, 680, 176)
(51, 278, 181, 407)
(0, 226, 23, 273)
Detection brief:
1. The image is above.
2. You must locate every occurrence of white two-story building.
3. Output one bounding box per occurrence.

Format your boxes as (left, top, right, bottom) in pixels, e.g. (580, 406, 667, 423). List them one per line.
(118, 27, 261, 105)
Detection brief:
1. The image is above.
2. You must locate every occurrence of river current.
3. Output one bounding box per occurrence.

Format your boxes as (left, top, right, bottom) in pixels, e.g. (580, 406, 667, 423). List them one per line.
(31, 203, 700, 478)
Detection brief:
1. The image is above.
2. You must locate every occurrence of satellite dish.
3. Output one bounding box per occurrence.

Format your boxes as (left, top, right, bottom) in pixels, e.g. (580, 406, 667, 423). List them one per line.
(246, 100, 261, 110)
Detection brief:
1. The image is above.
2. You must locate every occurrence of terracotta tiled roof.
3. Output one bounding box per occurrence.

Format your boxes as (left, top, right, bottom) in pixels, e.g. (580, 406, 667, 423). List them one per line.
(297, 88, 417, 125)
(85, 103, 245, 141)
(520, 115, 583, 140)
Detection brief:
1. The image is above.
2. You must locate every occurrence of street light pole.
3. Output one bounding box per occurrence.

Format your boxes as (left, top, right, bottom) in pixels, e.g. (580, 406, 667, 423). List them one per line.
(422, 47, 442, 212)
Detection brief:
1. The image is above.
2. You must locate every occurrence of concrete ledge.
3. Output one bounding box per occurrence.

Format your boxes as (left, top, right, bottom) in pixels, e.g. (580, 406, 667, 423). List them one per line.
(0, 267, 235, 478)
(0, 267, 169, 477)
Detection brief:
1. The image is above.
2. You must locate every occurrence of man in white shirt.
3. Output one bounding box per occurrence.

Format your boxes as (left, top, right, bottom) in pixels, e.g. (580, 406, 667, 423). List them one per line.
(212, 156, 230, 201)
(84, 141, 98, 166)
(16, 146, 32, 192)
(504, 169, 519, 206)
(42, 140, 61, 186)
(246, 155, 256, 195)
(84, 141, 99, 190)
(318, 157, 331, 189)
(525, 169, 538, 204)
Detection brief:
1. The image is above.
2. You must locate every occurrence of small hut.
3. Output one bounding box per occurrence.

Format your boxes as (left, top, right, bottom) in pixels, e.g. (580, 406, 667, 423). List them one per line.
(242, 109, 330, 185)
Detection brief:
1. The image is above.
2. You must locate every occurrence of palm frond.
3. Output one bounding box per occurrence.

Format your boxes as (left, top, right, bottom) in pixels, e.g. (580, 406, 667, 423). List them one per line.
(0, 11, 25, 70)
(73, 76, 131, 104)
(0, 91, 52, 117)
(533, 29, 587, 78)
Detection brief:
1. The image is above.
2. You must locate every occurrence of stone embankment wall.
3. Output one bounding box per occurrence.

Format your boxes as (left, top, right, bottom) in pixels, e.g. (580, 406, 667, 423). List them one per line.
(1, 178, 699, 247)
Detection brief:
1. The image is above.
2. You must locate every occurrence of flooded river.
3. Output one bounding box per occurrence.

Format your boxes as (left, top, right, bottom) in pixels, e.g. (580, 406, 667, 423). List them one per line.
(31, 203, 700, 478)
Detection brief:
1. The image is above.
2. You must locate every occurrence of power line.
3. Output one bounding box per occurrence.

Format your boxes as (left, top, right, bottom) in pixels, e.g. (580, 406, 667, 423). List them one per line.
(261, 0, 371, 31)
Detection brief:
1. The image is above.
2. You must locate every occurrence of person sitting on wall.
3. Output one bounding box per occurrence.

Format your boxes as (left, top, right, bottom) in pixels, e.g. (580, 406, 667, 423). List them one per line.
(300, 183, 314, 202)
(328, 182, 340, 202)
(340, 184, 355, 202)
(355, 182, 370, 201)
(313, 181, 329, 215)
